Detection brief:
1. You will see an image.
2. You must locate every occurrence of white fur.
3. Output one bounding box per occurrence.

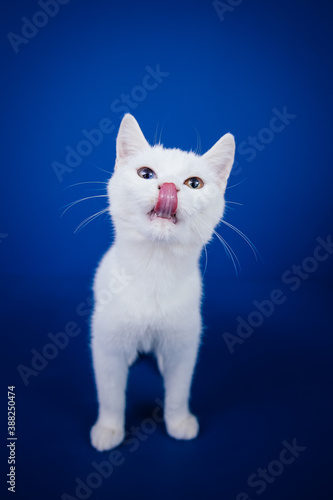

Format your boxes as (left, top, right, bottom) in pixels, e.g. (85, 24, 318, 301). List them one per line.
(90, 114, 235, 450)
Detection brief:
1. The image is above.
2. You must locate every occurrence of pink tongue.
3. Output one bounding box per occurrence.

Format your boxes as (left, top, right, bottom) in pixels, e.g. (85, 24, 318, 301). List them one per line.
(154, 182, 178, 219)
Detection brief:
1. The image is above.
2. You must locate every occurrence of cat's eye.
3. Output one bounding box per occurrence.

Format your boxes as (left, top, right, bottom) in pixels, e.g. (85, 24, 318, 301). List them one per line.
(137, 167, 157, 180)
(184, 177, 204, 189)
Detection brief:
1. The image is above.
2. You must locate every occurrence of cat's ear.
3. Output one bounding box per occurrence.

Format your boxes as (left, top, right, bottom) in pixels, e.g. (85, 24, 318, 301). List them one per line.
(203, 133, 235, 186)
(116, 114, 149, 164)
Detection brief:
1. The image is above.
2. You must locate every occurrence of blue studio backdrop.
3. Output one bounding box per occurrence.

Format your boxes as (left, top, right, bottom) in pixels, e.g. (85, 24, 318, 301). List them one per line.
(1, 0, 333, 499)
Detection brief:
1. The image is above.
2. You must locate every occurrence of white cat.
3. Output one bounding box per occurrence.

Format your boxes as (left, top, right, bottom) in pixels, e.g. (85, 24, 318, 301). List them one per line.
(90, 114, 235, 451)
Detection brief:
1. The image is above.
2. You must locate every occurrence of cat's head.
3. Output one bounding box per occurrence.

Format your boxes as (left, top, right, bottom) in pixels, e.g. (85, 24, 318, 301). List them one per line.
(108, 114, 235, 247)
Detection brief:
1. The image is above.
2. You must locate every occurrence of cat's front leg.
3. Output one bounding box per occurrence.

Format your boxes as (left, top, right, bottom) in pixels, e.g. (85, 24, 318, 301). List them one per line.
(90, 337, 129, 451)
(159, 335, 200, 441)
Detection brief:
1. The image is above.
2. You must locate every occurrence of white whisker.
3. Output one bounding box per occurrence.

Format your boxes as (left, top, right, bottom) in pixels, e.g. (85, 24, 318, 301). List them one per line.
(153, 120, 160, 145)
(61, 195, 108, 217)
(158, 116, 168, 145)
(226, 178, 246, 189)
(221, 219, 262, 262)
(212, 228, 240, 276)
(188, 218, 208, 277)
(196, 215, 240, 276)
(74, 208, 109, 233)
(64, 181, 108, 190)
(88, 162, 113, 175)
(225, 200, 243, 206)
(193, 127, 202, 155)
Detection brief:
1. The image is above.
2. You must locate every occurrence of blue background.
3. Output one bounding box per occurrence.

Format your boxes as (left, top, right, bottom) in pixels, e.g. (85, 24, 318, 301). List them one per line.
(1, 0, 332, 499)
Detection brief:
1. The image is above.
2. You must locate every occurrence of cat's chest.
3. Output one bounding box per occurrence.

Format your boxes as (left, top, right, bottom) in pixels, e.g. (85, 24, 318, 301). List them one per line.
(114, 249, 200, 303)
(95, 246, 202, 328)
(109, 262, 201, 330)
(124, 266, 199, 309)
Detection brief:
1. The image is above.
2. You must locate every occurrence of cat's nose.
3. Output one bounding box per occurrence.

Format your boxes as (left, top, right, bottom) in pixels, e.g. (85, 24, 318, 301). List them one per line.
(155, 182, 178, 218)
(158, 182, 180, 192)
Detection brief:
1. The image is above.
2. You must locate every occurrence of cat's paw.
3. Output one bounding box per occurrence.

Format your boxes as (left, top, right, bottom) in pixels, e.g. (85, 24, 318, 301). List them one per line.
(165, 414, 199, 441)
(90, 423, 125, 451)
